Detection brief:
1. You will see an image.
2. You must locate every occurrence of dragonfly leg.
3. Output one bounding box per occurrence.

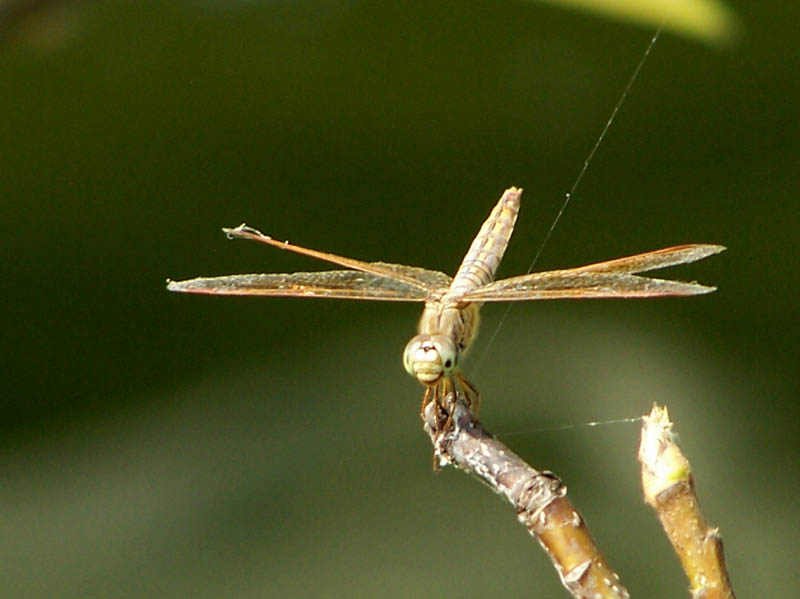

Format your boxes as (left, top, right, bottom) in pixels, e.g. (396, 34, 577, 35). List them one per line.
(420, 384, 449, 431)
(457, 373, 480, 417)
(440, 377, 469, 431)
(419, 386, 433, 422)
(421, 379, 464, 471)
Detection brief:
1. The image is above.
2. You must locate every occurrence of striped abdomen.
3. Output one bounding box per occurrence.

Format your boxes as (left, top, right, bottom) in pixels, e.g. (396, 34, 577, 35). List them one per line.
(446, 187, 522, 299)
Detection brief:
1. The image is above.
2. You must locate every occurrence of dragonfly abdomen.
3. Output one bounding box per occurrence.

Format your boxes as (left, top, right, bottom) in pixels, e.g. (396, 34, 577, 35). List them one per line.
(448, 187, 522, 298)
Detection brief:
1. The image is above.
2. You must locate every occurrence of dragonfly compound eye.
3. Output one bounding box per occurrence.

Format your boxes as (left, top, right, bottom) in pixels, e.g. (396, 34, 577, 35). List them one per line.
(402, 333, 460, 385)
(432, 335, 458, 377)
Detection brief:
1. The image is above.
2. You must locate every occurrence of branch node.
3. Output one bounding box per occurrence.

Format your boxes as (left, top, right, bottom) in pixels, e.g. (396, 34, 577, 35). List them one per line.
(639, 404, 736, 599)
(423, 392, 630, 599)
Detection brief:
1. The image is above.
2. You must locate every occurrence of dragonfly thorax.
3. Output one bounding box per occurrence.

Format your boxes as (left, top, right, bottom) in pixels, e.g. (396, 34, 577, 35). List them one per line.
(403, 334, 458, 385)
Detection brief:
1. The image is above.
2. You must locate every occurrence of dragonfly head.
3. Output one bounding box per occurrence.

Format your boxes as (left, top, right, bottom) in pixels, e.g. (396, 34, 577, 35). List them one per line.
(403, 334, 458, 385)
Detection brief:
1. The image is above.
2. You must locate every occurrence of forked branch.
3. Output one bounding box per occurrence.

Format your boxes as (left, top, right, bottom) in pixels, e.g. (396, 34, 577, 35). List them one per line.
(422, 396, 629, 599)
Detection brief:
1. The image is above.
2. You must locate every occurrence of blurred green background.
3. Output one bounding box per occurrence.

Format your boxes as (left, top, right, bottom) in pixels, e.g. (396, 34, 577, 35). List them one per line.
(1, 1, 796, 597)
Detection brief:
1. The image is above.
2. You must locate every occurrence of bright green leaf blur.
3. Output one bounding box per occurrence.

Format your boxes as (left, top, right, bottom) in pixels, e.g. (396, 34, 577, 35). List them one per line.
(535, 0, 738, 43)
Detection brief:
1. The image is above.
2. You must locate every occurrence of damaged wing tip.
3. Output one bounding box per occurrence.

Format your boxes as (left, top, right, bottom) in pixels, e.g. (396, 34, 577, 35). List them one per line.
(222, 223, 269, 240)
(222, 223, 247, 239)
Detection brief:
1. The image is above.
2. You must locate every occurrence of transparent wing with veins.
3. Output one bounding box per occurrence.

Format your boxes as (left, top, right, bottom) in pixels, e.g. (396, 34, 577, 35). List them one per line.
(167, 221, 724, 303)
(166, 224, 452, 301)
(459, 244, 726, 302)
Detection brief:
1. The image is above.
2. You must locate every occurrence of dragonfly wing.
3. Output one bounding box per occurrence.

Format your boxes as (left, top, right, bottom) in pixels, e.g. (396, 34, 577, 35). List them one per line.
(371, 262, 452, 290)
(567, 244, 726, 275)
(461, 272, 716, 301)
(223, 224, 447, 292)
(460, 244, 725, 302)
(167, 270, 430, 301)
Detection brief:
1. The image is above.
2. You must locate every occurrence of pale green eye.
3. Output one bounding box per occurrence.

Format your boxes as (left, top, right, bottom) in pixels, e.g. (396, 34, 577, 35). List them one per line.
(402, 334, 458, 385)
(403, 337, 422, 376)
(438, 343, 457, 376)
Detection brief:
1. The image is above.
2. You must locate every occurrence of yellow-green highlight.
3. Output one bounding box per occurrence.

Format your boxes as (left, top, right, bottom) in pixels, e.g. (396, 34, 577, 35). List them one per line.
(533, 0, 739, 44)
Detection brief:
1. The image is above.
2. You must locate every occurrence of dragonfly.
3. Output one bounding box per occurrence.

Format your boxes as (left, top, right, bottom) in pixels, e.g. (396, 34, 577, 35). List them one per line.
(167, 187, 724, 417)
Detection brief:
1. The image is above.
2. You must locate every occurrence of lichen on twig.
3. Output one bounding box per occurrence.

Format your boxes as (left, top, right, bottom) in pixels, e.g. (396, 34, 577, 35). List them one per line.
(422, 395, 629, 599)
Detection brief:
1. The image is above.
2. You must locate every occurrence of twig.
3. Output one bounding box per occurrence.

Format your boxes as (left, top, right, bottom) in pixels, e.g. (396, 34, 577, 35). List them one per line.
(423, 396, 629, 599)
(638, 404, 736, 599)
